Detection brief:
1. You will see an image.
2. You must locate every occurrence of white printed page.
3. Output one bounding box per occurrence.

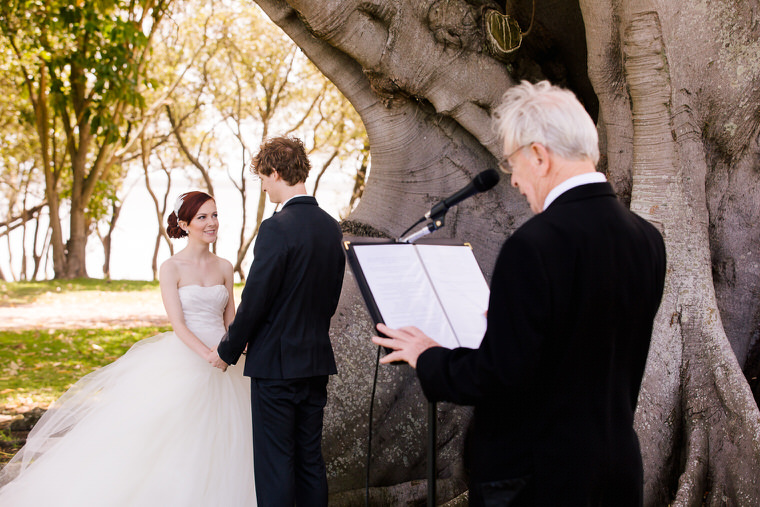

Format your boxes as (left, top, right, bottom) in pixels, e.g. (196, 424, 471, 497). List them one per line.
(352, 244, 458, 348)
(414, 244, 490, 349)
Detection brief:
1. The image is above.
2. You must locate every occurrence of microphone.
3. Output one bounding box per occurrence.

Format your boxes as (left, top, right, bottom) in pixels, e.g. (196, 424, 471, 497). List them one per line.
(399, 168, 500, 243)
(425, 168, 500, 220)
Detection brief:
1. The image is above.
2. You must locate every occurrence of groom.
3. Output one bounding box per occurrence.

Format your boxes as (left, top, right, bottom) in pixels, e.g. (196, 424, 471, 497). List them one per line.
(211, 136, 345, 506)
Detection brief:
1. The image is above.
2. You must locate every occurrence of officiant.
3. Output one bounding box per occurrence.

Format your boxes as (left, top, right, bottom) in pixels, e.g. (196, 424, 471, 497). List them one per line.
(372, 80, 666, 506)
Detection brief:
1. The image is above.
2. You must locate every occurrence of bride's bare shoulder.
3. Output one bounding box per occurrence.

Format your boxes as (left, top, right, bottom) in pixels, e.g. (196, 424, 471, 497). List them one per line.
(215, 254, 233, 271)
(159, 255, 184, 283)
(214, 255, 234, 281)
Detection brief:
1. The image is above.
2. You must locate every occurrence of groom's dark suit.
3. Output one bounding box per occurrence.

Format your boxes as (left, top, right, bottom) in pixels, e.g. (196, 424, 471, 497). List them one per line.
(218, 196, 345, 506)
(417, 182, 666, 506)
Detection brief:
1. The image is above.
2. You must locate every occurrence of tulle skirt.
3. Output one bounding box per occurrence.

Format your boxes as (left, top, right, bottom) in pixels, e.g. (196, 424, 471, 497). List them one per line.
(0, 331, 256, 506)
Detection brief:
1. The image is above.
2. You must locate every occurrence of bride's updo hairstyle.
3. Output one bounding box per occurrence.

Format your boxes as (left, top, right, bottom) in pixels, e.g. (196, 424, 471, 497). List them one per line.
(166, 191, 214, 239)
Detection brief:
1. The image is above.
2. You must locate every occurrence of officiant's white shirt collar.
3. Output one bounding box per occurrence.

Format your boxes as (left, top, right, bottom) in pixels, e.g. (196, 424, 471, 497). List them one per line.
(543, 172, 607, 211)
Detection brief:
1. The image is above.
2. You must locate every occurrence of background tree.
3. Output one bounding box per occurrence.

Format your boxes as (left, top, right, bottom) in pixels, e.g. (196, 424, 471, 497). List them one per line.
(0, 37, 49, 282)
(0, 0, 174, 279)
(144, 0, 368, 280)
(0, 0, 368, 281)
(203, 2, 366, 280)
(251, 0, 760, 504)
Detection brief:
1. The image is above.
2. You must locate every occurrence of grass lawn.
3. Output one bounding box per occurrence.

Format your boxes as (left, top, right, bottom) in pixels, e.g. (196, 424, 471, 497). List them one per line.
(0, 278, 245, 465)
(0, 279, 175, 465)
(1, 279, 172, 407)
(0, 325, 171, 409)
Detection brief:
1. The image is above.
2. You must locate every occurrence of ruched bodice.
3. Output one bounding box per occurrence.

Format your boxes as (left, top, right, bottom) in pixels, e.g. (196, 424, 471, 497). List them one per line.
(178, 285, 228, 347)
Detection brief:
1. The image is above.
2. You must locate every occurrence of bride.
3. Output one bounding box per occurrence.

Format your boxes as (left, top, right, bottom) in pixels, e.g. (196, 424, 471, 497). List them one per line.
(0, 191, 256, 506)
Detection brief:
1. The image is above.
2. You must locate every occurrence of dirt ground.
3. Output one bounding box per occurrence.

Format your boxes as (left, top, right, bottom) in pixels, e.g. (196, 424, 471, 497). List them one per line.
(0, 290, 170, 330)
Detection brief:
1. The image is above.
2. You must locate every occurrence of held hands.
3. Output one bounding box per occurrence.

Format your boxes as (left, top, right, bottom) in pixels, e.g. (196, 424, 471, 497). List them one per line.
(207, 348, 228, 372)
(371, 323, 440, 369)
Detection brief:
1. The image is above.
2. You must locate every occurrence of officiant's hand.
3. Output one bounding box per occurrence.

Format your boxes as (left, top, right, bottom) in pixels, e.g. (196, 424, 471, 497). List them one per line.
(207, 348, 228, 372)
(372, 323, 440, 369)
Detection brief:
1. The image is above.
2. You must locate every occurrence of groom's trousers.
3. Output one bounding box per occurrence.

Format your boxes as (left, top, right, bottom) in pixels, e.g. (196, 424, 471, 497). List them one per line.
(251, 376, 329, 507)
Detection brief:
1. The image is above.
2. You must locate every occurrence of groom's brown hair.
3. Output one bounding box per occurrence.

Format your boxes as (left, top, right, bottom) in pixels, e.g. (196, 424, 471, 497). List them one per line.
(251, 136, 311, 185)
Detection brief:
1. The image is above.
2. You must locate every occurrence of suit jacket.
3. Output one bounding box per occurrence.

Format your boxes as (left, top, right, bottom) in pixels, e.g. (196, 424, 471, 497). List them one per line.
(218, 196, 345, 379)
(417, 182, 666, 505)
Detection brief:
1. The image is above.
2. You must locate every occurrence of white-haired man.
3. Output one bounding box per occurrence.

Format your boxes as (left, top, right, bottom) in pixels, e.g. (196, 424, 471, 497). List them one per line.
(374, 81, 666, 506)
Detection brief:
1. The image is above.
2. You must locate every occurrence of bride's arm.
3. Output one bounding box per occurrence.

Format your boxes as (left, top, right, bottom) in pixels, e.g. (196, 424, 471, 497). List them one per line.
(159, 260, 213, 359)
(221, 258, 235, 330)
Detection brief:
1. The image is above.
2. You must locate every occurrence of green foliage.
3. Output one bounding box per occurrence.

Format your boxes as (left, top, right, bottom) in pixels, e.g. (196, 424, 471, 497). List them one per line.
(0, 0, 164, 144)
(0, 325, 170, 408)
(0, 0, 175, 278)
(1, 0, 367, 280)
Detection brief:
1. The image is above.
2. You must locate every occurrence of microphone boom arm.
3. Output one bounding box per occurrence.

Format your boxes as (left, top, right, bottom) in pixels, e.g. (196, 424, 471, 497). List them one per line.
(399, 215, 446, 243)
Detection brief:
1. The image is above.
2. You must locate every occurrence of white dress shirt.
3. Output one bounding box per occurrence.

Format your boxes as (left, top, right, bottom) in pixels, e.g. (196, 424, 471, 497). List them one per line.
(543, 172, 607, 211)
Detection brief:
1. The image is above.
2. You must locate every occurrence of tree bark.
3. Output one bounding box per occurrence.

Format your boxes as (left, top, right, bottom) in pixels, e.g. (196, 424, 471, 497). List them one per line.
(581, 0, 760, 503)
(254, 2, 529, 502)
(101, 199, 124, 281)
(256, 0, 760, 503)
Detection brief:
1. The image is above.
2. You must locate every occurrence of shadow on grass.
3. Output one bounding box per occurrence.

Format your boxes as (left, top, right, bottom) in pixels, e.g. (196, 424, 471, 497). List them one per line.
(0, 325, 171, 410)
(0, 323, 171, 466)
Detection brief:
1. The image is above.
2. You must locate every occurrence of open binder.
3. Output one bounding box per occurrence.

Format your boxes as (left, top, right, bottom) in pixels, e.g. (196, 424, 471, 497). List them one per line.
(344, 238, 490, 349)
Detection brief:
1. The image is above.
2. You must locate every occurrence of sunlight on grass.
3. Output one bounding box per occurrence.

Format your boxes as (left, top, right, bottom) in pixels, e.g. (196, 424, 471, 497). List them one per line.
(0, 279, 161, 307)
(0, 326, 171, 409)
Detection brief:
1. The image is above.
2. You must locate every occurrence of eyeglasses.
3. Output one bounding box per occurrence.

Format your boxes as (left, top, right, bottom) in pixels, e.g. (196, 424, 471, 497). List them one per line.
(498, 144, 531, 175)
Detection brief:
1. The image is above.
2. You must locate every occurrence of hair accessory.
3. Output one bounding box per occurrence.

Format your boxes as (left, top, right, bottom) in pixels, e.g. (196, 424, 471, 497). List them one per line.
(173, 193, 186, 217)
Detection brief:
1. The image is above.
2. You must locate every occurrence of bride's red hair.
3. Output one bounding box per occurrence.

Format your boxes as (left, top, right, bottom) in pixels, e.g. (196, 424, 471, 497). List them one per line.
(166, 191, 214, 239)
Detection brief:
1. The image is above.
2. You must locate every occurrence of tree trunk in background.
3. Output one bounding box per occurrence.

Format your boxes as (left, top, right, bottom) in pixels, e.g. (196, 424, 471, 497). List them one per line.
(256, 0, 760, 503)
(101, 199, 124, 281)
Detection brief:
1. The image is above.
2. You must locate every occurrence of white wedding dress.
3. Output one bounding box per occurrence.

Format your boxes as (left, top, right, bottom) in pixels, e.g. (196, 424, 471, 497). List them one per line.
(0, 285, 256, 506)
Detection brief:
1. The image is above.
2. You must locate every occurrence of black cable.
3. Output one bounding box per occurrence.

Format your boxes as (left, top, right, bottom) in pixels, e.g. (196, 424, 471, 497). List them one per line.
(366, 344, 382, 507)
(398, 216, 425, 239)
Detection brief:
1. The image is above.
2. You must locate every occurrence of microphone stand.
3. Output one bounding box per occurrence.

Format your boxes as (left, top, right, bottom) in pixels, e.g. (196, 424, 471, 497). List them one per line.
(397, 213, 446, 506)
(386, 170, 499, 503)
(398, 213, 446, 244)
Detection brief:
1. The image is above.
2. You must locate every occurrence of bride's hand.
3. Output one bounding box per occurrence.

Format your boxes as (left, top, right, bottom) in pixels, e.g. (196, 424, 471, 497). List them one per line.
(206, 348, 228, 372)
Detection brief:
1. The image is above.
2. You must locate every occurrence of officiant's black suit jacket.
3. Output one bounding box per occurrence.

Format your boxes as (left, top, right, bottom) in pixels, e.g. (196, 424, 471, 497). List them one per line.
(218, 196, 344, 378)
(417, 182, 666, 505)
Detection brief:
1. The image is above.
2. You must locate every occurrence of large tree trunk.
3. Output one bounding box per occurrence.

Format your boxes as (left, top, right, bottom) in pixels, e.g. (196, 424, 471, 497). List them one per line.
(584, 1, 760, 504)
(255, 3, 526, 503)
(255, 0, 760, 503)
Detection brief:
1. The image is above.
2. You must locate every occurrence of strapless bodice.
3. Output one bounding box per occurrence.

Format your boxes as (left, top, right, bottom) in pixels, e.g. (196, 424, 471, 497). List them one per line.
(178, 285, 228, 347)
